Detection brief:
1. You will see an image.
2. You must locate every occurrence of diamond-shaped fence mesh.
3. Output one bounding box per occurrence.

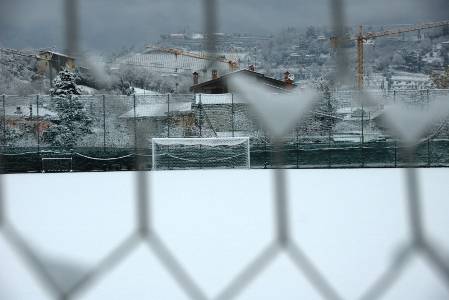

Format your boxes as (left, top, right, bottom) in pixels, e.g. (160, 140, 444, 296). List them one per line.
(1, 0, 449, 299)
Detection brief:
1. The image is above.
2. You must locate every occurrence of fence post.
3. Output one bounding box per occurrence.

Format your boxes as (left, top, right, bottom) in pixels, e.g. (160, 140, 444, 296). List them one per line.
(328, 127, 332, 168)
(36, 95, 40, 154)
(296, 127, 299, 169)
(394, 140, 397, 167)
(2, 95, 5, 149)
(328, 94, 332, 167)
(361, 104, 365, 167)
(264, 135, 268, 169)
(102, 95, 106, 153)
(231, 93, 235, 137)
(427, 89, 431, 166)
(167, 94, 171, 169)
(393, 90, 397, 167)
(199, 94, 202, 137)
(133, 94, 137, 154)
(49, 94, 53, 158)
(167, 93, 170, 138)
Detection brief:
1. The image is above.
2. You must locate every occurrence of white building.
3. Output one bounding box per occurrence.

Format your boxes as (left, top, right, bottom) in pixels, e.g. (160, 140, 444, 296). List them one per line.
(390, 72, 433, 90)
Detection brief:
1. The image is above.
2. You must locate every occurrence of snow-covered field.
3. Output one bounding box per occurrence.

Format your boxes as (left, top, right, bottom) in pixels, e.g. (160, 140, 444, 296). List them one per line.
(0, 169, 448, 300)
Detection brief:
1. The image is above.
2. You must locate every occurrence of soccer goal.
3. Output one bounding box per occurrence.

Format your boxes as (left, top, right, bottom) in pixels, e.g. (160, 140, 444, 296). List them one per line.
(41, 157, 73, 173)
(152, 137, 250, 170)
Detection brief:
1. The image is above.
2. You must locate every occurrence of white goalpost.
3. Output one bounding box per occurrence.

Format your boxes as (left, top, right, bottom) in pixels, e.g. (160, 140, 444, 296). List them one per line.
(152, 137, 251, 170)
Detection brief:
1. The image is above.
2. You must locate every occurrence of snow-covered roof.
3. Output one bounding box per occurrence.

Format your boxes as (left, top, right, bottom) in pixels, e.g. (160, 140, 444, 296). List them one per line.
(133, 87, 160, 96)
(119, 102, 192, 118)
(169, 33, 185, 38)
(5, 105, 57, 119)
(391, 72, 430, 82)
(195, 93, 246, 105)
(336, 107, 354, 114)
(191, 33, 204, 40)
(38, 50, 74, 59)
(216, 131, 250, 138)
(78, 85, 97, 95)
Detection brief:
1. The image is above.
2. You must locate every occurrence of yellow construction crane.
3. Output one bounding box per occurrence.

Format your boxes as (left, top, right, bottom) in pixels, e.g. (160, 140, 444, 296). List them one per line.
(145, 46, 240, 72)
(330, 20, 449, 89)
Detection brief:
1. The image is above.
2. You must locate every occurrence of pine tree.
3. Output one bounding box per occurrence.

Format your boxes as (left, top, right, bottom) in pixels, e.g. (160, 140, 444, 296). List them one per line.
(0, 126, 25, 147)
(43, 69, 92, 149)
(315, 79, 337, 135)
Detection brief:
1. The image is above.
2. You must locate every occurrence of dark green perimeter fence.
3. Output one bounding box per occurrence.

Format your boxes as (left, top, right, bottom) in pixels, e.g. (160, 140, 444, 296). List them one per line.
(1, 90, 449, 173)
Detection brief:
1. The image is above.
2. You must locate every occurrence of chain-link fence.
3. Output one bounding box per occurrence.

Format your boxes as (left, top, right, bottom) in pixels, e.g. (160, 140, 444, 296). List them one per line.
(1, 0, 449, 299)
(1, 89, 449, 172)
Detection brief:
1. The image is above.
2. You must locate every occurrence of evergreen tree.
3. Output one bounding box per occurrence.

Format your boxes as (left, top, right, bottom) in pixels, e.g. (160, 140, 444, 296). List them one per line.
(315, 79, 337, 135)
(0, 126, 25, 147)
(43, 70, 92, 149)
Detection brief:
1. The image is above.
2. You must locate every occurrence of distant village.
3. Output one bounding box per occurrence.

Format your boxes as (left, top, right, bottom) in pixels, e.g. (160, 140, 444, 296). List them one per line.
(1, 24, 449, 148)
(1, 24, 449, 97)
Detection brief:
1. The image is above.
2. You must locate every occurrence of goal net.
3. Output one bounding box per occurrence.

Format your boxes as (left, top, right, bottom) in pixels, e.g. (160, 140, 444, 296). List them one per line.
(152, 137, 250, 170)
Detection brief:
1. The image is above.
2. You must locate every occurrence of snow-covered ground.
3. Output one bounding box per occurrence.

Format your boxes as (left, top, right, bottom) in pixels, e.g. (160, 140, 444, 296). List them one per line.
(0, 169, 448, 300)
(132, 87, 160, 95)
(78, 85, 98, 95)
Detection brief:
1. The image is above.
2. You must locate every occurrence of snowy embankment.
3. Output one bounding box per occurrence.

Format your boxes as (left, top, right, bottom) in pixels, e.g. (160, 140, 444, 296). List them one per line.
(0, 169, 448, 300)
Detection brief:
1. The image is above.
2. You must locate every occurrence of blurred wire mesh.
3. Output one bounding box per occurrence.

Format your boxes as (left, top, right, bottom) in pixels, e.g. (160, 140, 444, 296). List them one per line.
(1, 0, 449, 299)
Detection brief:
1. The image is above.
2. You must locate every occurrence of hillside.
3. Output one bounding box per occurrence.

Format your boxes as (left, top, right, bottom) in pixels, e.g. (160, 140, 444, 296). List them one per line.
(0, 48, 51, 95)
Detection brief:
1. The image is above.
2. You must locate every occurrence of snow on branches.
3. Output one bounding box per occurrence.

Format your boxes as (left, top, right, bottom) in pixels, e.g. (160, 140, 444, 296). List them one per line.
(43, 69, 92, 149)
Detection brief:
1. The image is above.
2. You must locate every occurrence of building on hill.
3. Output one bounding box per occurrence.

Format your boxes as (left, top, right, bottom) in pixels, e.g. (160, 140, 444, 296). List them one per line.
(159, 32, 271, 51)
(390, 72, 432, 90)
(4, 104, 58, 139)
(189, 68, 298, 137)
(190, 68, 297, 94)
(118, 49, 233, 75)
(36, 51, 76, 79)
(119, 102, 196, 139)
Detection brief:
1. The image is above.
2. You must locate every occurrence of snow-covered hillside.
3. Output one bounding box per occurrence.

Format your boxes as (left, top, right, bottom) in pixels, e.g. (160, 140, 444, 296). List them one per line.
(0, 48, 50, 95)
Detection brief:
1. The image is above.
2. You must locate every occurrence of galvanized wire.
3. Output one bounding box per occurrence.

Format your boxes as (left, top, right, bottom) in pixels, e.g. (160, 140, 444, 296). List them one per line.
(1, 0, 449, 300)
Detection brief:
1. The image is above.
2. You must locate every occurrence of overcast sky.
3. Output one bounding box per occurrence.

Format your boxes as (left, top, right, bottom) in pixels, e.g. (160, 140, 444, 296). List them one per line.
(0, 0, 448, 52)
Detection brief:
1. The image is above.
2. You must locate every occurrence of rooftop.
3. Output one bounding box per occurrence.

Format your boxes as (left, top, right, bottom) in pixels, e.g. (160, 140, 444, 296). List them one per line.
(38, 50, 75, 60)
(190, 69, 296, 93)
(119, 102, 192, 118)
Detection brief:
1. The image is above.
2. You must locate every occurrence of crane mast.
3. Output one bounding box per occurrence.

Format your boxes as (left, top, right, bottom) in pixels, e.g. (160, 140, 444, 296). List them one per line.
(330, 20, 449, 89)
(356, 26, 364, 90)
